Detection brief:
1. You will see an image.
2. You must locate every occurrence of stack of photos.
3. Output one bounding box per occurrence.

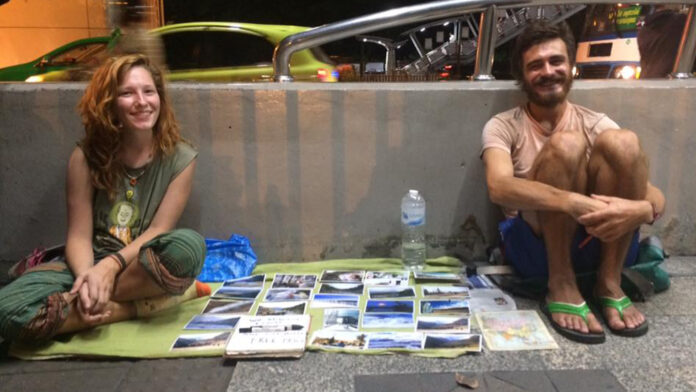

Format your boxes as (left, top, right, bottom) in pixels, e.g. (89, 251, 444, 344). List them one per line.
(253, 274, 318, 316)
(312, 270, 365, 309)
(171, 274, 267, 351)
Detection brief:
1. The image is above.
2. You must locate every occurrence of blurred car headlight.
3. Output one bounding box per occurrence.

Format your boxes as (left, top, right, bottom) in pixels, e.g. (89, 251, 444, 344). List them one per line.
(25, 75, 44, 83)
(613, 65, 638, 80)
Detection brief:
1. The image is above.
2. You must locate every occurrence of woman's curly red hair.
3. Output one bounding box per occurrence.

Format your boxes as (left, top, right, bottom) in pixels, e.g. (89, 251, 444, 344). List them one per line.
(77, 54, 180, 200)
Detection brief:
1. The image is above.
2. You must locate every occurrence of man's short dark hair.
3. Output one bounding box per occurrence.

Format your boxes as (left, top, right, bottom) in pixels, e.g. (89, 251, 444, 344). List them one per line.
(510, 20, 576, 83)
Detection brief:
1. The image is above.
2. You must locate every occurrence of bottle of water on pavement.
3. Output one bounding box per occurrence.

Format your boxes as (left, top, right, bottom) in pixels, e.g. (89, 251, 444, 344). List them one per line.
(401, 189, 426, 270)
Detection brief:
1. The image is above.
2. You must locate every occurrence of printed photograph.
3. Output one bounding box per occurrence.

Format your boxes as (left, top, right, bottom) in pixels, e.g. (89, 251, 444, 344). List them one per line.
(420, 300, 470, 315)
(256, 301, 307, 316)
(362, 313, 415, 329)
(366, 332, 424, 350)
(310, 294, 360, 308)
(310, 330, 367, 350)
(364, 271, 410, 286)
(222, 274, 265, 287)
(170, 331, 231, 351)
(184, 314, 241, 330)
(413, 271, 462, 281)
(423, 333, 482, 351)
(320, 270, 365, 283)
(271, 274, 317, 289)
(318, 283, 365, 295)
(421, 285, 471, 299)
(416, 315, 470, 333)
(365, 300, 414, 314)
(212, 286, 262, 300)
(368, 286, 416, 299)
(264, 288, 312, 302)
(202, 299, 254, 315)
(323, 308, 360, 330)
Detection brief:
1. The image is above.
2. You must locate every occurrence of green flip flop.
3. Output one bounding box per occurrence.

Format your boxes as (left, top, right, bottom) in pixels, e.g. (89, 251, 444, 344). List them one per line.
(540, 301, 605, 344)
(596, 296, 649, 337)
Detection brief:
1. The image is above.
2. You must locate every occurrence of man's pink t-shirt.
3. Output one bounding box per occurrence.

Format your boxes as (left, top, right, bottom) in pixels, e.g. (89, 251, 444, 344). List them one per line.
(481, 102, 620, 178)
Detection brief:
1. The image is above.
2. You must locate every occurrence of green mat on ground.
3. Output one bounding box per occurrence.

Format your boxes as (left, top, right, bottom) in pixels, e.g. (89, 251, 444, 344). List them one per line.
(10, 257, 465, 360)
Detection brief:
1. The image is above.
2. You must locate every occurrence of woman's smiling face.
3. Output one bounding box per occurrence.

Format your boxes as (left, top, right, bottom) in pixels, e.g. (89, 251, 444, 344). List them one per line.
(116, 66, 160, 133)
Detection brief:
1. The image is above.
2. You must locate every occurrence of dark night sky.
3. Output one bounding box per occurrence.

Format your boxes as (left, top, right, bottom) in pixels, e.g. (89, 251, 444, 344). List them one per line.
(163, 0, 427, 27)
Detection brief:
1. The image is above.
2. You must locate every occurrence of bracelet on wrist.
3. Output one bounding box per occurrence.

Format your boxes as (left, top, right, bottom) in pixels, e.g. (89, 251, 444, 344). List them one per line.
(109, 252, 128, 271)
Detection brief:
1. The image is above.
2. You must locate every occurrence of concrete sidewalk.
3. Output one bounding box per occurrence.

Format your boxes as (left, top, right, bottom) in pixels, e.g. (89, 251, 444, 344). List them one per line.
(1, 256, 695, 392)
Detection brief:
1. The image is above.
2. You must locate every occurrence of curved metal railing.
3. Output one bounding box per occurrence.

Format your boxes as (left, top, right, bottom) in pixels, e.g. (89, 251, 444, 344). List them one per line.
(273, 0, 696, 81)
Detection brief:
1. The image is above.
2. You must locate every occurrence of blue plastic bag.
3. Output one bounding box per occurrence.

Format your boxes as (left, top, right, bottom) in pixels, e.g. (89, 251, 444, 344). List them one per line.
(197, 234, 257, 282)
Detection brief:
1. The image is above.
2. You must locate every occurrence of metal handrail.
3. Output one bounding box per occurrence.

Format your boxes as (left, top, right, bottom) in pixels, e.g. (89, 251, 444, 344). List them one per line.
(273, 0, 696, 82)
(273, 0, 522, 81)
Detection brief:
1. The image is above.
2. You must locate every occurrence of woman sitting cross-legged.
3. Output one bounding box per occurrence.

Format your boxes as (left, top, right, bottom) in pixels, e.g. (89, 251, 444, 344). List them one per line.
(0, 54, 207, 343)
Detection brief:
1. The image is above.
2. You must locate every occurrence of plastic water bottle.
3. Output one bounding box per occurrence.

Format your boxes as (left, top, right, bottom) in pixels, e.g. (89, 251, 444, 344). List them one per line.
(401, 189, 426, 270)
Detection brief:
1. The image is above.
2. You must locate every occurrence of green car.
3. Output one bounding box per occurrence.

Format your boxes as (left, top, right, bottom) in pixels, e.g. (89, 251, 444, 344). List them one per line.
(0, 22, 337, 83)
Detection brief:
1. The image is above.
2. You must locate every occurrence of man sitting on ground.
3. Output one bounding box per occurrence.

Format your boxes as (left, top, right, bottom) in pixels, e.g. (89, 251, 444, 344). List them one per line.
(480, 20, 665, 343)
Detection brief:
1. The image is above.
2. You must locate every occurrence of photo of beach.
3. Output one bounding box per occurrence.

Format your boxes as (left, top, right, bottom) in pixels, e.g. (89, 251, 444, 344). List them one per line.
(184, 314, 240, 330)
(222, 274, 265, 287)
(423, 334, 482, 352)
(310, 294, 360, 308)
(420, 300, 470, 315)
(362, 313, 415, 329)
(421, 285, 470, 299)
(366, 332, 424, 350)
(170, 332, 230, 351)
(365, 300, 414, 314)
(367, 286, 416, 299)
(256, 301, 307, 316)
(416, 315, 470, 333)
(202, 299, 254, 315)
(212, 287, 262, 300)
(310, 330, 367, 349)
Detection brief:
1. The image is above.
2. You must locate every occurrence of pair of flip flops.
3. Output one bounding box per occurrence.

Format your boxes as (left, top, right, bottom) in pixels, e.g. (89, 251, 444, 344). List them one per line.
(541, 296, 648, 344)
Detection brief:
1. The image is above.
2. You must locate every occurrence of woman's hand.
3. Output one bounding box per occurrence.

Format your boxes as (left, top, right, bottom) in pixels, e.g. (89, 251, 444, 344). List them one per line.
(578, 195, 653, 242)
(69, 256, 121, 317)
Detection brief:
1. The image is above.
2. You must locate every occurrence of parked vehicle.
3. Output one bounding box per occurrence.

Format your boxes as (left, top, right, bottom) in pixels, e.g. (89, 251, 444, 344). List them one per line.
(574, 4, 648, 79)
(0, 22, 338, 83)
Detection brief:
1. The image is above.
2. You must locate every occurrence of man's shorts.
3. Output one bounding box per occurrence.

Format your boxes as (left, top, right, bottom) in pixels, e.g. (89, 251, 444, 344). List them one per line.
(499, 216, 639, 279)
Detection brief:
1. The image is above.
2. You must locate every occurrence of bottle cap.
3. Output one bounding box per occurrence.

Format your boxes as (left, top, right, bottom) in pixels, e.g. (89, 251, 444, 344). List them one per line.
(409, 189, 419, 197)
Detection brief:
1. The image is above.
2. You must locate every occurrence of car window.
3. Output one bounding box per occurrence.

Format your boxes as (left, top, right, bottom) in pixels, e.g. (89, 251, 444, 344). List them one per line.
(160, 30, 275, 70)
(50, 43, 108, 66)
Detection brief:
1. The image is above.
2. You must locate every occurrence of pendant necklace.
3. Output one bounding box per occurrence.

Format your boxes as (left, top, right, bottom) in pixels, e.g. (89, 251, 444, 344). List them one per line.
(124, 167, 146, 201)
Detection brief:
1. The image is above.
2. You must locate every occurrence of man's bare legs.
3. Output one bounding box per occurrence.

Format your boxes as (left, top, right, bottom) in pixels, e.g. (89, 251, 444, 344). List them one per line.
(528, 131, 603, 334)
(588, 129, 647, 331)
(55, 259, 166, 335)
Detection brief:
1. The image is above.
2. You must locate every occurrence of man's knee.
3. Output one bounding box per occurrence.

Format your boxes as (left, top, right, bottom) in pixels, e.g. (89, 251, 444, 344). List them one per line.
(138, 228, 207, 295)
(532, 131, 587, 184)
(593, 129, 645, 168)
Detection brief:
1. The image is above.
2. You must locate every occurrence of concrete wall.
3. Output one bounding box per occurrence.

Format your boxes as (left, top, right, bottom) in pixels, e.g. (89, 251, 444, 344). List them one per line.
(1, 80, 694, 263)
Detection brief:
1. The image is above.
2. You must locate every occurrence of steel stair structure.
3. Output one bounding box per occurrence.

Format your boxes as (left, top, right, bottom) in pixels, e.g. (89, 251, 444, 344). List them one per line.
(398, 4, 586, 74)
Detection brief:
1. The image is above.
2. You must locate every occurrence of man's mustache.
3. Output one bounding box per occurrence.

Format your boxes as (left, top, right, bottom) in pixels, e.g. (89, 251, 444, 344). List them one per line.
(534, 75, 567, 86)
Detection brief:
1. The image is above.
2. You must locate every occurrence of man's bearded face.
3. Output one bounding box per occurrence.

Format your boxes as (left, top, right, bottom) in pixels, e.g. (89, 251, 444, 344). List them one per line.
(520, 38, 573, 108)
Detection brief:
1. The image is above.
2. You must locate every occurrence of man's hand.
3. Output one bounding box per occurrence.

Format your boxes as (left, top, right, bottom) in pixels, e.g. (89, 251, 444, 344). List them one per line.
(578, 194, 653, 242)
(565, 192, 608, 220)
(69, 256, 120, 317)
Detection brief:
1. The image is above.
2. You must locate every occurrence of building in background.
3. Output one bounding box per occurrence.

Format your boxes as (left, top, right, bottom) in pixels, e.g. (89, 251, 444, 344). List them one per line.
(0, 0, 162, 69)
